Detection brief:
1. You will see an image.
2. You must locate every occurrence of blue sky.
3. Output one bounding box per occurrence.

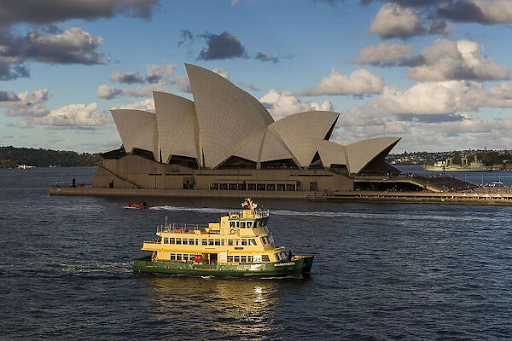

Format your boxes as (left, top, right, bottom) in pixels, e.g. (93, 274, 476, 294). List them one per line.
(2, 0, 512, 154)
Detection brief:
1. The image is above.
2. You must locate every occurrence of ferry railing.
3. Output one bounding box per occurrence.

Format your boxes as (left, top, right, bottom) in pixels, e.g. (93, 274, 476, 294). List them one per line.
(156, 223, 209, 233)
(229, 208, 270, 218)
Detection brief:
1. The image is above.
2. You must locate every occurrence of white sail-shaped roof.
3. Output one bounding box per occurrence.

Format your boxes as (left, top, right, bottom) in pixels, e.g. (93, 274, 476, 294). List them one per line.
(111, 109, 157, 158)
(234, 129, 266, 162)
(345, 137, 401, 174)
(269, 111, 339, 167)
(109, 64, 401, 173)
(259, 128, 294, 162)
(153, 91, 198, 163)
(186, 63, 274, 168)
(315, 139, 347, 167)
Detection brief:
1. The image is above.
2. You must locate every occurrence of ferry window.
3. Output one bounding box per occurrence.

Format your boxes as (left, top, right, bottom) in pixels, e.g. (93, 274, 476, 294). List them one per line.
(276, 253, 281, 261)
(171, 253, 176, 261)
(221, 239, 225, 246)
(208, 239, 214, 246)
(170, 238, 175, 244)
(182, 239, 188, 245)
(241, 256, 247, 263)
(248, 256, 253, 262)
(228, 256, 233, 262)
(164, 237, 168, 244)
(241, 239, 248, 246)
(176, 254, 182, 261)
(235, 239, 241, 246)
(234, 256, 240, 262)
(215, 239, 220, 246)
(228, 239, 233, 246)
(249, 239, 257, 246)
(269, 235, 274, 244)
(202, 239, 207, 246)
(189, 238, 195, 245)
(240, 222, 246, 228)
(176, 238, 182, 245)
(190, 254, 195, 260)
(236, 221, 239, 228)
(261, 237, 268, 245)
(262, 255, 270, 262)
(183, 254, 188, 261)
(247, 222, 252, 228)
(230, 222, 235, 228)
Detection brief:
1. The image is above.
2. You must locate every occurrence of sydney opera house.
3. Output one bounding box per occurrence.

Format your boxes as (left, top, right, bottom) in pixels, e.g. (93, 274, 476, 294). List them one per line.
(91, 64, 403, 196)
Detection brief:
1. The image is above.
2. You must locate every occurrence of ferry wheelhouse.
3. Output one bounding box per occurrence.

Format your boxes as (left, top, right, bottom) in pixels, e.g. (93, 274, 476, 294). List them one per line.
(133, 199, 314, 277)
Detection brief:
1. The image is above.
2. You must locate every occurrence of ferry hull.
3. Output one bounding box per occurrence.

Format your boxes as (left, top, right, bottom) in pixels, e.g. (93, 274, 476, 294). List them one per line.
(133, 255, 314, 278)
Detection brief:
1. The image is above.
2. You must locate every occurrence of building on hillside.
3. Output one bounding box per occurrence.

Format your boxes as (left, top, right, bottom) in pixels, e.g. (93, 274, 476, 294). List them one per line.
(92, 64, 404, 195)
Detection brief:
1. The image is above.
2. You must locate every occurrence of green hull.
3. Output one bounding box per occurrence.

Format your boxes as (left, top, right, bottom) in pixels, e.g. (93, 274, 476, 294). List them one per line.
(133, 255, 314, 278)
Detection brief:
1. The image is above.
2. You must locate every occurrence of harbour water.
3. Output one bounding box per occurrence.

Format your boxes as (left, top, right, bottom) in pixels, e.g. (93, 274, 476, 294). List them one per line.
(1, 167, 511, 340)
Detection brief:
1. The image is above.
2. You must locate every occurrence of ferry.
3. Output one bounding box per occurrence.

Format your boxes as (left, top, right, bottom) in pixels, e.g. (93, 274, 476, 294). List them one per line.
(133, 199, 314, 277)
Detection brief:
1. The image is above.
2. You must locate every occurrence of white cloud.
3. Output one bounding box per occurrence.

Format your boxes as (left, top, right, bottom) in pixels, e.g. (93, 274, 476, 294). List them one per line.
(100, 61, 192, 100)
(109, 98, 155, 112)
(146, 62, 178, 84)
(485, 82, 512, 107)
(353, 42, 416, 65)
(19, 103, 111, 128)
(473, 0, 512, 24)
(368, 3, 423, 39)
(110, 71, 145, 84)
(0, 88, 50, 117)
(329, 74, 512, 152)
(96, 84, 122, 99)
(260, 89, 334, 120)
(341, 78, 512, 121)
(301, 68, 384, 96)
(27, 27, 110, 65)
(408, 39, 511, 82)
(122, 83, 162, 98)
(371, 81, 484, 115)
(213, 68, 229, 79)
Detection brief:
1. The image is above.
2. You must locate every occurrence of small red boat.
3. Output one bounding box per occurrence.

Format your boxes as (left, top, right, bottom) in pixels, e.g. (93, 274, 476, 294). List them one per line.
(127, 202, 149, 209)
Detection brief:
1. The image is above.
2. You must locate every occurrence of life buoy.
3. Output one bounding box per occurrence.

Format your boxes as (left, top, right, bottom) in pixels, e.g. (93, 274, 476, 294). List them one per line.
(230, 229, 235, 234)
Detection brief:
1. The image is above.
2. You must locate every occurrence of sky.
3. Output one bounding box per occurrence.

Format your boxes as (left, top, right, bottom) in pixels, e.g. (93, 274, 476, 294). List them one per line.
(1, 0, 512, 154)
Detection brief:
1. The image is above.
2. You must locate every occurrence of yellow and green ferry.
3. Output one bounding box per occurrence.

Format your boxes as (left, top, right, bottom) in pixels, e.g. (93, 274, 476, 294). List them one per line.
(133, 199, 314, 277)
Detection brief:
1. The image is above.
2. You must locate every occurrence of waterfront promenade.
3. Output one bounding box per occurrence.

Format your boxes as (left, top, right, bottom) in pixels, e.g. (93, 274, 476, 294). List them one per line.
(49, 185, 512, 206)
